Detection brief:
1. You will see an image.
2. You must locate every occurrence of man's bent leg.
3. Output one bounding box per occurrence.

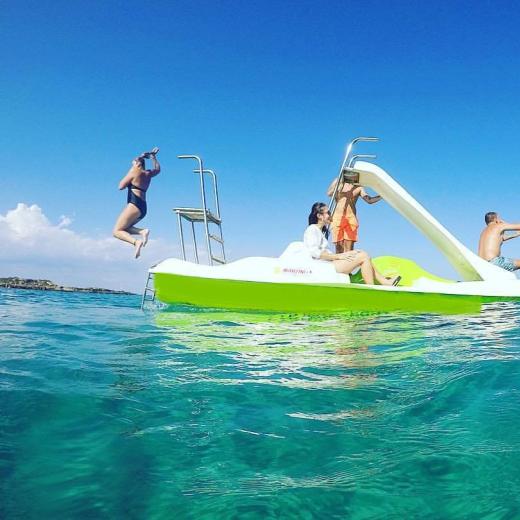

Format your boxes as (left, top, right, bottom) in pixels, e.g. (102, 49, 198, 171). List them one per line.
(343, 240, 355, 252)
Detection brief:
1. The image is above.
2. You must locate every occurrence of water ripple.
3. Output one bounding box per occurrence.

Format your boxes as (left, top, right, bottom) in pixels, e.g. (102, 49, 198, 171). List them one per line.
(2, 289, 520, 517)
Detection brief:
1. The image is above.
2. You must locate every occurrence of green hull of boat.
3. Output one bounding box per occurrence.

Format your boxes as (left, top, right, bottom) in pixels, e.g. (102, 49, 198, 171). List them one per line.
(153, 272, 486, 315)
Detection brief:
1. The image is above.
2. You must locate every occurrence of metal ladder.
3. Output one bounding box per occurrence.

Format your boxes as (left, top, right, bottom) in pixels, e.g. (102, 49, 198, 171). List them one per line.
(328, 136, 379, 217)
(174, 155, 226, 265)
(141, 271, 156, 309)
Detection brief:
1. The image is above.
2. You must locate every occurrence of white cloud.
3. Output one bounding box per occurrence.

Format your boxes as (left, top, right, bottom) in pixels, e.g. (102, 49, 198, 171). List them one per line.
(0, 203, 178, 292)
(58, 215, 72, 228)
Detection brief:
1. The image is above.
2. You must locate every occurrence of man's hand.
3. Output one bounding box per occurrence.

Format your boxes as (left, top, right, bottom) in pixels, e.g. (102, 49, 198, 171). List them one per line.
(139, 147, 159, 159)
(503, 231, 520, 242)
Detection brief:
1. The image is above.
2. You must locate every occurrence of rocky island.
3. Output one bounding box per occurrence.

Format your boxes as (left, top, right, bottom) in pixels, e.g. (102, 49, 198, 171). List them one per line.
(0, 277, 134, 295)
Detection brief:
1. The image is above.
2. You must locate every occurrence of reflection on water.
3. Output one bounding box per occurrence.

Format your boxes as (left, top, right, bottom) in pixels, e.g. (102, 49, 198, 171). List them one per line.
(155, 301, 520, 376)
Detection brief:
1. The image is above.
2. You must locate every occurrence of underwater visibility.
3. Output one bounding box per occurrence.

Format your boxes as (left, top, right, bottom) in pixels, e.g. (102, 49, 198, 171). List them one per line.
(2, 288, 520, 518)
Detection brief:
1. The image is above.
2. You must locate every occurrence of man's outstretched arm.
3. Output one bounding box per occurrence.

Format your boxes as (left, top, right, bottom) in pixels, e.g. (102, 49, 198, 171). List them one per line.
(503, 231, 520, 242)
(501, 222, 520, 232)
(359, 187, 382, 205)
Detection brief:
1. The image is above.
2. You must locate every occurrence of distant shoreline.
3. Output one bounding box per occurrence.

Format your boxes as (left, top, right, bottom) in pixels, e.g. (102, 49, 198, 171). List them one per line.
(0, 277, 135, 295)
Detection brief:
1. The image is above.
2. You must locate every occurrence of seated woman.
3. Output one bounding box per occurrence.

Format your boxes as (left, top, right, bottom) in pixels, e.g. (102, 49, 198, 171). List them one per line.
(303, 202, 400, 286)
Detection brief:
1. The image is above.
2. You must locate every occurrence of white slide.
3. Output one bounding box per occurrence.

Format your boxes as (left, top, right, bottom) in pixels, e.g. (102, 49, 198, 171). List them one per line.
(352, 161, 515, 282)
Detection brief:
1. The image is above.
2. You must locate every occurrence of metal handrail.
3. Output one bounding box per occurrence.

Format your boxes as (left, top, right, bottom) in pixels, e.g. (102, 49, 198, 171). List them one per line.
(328, 137, 379, 212)
(347, 153, 376, 169)
(177, 156, 226, 265)
(178, 155, 212, 264)
(329, 154, 378, 218)
(193, 168, 221, 220)
(201, 170, 225, 262)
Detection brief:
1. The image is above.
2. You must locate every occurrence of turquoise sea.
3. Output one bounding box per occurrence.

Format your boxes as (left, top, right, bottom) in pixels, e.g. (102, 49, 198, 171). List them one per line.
(2, 288, 520, 519)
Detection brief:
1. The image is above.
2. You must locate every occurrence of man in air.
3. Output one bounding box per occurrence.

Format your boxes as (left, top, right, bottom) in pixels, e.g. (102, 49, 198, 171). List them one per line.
(478, 211, 520, 271)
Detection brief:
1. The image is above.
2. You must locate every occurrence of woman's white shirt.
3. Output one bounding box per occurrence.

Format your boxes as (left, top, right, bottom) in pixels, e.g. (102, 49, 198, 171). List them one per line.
(303, 224, 330, 259)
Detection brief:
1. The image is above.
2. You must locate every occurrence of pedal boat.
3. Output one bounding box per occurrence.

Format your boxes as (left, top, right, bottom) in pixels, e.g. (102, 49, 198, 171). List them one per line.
(149, 161, 520, 314)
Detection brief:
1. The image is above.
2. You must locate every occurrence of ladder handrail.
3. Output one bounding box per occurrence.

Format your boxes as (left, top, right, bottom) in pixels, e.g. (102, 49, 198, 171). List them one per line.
(178, 155, 213, 264)
(202, 169, 226, 262)
(207, 177, 226, 263)
(347, 153, 376, 169)
(140, 272, 156, 310)
(194, 168, 221, 220)
(177, 155, 226, 266)
(328, 137, 379, 213)
(329, 154, 377, 217)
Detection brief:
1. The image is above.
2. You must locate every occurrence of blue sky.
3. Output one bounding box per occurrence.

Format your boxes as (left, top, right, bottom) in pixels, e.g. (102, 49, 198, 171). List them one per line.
(2, 0, 520, 291)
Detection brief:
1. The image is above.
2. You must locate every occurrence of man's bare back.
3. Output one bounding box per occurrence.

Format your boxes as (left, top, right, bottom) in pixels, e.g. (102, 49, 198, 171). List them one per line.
(478, 212, 520, 271)
(478, 222, 506, 260)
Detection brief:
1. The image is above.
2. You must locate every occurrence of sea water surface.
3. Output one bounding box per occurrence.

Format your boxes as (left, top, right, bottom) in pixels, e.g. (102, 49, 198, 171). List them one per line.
(1, 288, 520, 518)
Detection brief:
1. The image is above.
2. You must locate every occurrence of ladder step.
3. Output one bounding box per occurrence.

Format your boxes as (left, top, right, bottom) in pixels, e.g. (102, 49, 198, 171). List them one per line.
(209, 233, 224, 244)
(141, 273, 155, 309)
(173, 207, 221, 225)
(211, 256, 226, 264)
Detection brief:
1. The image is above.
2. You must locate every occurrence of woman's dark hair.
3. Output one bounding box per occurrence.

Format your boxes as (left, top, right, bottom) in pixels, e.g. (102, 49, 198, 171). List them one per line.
(308, 202, 329, 238)
(135, 157, 145, 168)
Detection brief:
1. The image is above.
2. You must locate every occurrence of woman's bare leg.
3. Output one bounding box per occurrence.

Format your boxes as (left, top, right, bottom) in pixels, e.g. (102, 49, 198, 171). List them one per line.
(353, 252, 398, 286)
(113, 205, 145, 258)
(333, 250, 374, 284)
(373, 266, 398, 286)
(333, 250, 399, 286)
(128, 226, 150, 246)
(358, 253, 375, 285)
(335, 242, 344, 254)
(127, 226, 142, 235)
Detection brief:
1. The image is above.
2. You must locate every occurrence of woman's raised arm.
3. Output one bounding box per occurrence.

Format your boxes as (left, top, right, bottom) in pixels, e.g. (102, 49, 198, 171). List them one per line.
(118, 162, 138, 190)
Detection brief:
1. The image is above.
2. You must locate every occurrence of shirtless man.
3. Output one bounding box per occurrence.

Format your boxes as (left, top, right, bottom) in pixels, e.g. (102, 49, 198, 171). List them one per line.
(327, 177, 382, 253)
(477, 212, 520, 272)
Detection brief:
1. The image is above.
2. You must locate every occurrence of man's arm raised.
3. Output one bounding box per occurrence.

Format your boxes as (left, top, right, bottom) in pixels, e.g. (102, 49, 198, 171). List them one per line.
(500, 222, 520, 232)
(327, 178, 340, 197)
(359, 187, 382, 205)
(502, 229, 520, 242)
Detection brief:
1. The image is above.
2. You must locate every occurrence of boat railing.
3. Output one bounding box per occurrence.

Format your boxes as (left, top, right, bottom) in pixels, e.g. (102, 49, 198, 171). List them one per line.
(328, 137, 379, 216)
(173, 155, 226, 266)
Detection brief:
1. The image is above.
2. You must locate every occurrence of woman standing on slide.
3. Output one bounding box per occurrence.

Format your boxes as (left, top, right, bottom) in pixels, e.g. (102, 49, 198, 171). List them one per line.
(113, 148, 160, 258)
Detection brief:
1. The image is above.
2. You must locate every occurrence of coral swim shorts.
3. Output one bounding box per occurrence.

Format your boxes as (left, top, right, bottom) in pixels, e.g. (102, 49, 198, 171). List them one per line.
(332, 214, 359, 243)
